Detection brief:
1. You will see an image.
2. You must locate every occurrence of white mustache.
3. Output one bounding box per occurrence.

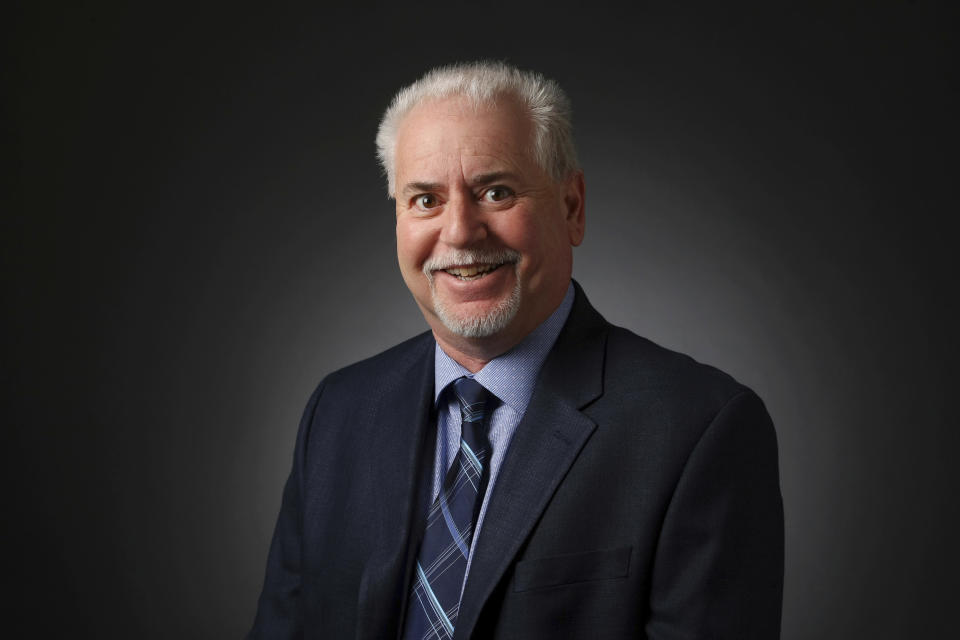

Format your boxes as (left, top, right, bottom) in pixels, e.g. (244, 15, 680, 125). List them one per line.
(422, 249, 521, 279)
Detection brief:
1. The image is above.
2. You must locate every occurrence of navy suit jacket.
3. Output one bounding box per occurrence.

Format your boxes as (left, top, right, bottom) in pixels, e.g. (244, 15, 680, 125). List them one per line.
(250, 283, 784, 638)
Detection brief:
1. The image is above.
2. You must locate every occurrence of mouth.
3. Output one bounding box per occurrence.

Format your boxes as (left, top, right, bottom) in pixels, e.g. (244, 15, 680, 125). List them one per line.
(439, 263, 504, 281)
(423, 249, 521, 284)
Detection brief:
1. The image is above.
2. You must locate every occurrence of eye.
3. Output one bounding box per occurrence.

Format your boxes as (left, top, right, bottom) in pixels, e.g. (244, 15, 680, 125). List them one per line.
(482, 186, 513, 203)
(414, 194, 440, 210)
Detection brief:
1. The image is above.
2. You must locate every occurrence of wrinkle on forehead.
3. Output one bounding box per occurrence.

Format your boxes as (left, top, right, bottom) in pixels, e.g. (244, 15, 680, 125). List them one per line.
(394, 96, 538, 192)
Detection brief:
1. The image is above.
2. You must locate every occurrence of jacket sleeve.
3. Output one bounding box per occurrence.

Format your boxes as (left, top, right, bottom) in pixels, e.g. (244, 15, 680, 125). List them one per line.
(646, 389, 784, 639)
(248, 382, 325, 639)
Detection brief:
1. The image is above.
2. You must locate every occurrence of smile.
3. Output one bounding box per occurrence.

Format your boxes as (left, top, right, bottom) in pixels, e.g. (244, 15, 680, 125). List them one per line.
(441, 263, 503, 280)
(423, 249, 522, 284)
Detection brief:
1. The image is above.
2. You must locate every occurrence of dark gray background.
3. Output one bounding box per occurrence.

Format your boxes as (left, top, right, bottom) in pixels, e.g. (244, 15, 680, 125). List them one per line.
(7, 1, 957, 637)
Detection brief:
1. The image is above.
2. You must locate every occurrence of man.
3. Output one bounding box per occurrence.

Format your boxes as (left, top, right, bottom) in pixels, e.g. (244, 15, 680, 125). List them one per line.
(250, 62, 783, 639)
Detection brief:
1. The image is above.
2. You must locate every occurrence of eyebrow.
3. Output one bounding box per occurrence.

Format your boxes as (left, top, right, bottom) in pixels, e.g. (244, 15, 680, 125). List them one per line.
(468, 171, 519, 187)
(399, 172, 521, 197)
(400, 181, 444, 196)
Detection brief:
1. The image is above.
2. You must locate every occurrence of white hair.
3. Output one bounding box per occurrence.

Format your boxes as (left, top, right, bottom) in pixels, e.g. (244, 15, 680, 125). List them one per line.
(375, 61, 579, 197)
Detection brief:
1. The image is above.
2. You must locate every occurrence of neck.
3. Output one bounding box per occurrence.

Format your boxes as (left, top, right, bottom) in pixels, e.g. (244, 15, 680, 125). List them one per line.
(432, 331, 521, 373)
(428, 282, 573, 372)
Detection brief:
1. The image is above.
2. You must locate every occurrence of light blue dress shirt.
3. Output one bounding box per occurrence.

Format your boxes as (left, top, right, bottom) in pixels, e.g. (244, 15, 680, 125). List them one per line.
(431, 281, 575, 588)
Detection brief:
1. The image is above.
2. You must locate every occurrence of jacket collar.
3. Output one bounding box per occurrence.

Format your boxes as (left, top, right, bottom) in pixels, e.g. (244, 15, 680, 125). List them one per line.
(454, 281, 608, 639)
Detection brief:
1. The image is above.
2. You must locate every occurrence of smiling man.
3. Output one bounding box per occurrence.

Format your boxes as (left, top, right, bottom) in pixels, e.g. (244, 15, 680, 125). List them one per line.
(250, 62, 784, 639)
(393, 90, 584, 371)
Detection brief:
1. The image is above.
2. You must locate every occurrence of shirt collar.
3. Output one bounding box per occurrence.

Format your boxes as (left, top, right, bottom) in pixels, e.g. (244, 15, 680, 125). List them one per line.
(434, 282, 575, 415)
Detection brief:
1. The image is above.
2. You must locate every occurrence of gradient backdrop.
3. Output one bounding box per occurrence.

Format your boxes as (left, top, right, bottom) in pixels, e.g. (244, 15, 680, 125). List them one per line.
(7, 2, 957, 637)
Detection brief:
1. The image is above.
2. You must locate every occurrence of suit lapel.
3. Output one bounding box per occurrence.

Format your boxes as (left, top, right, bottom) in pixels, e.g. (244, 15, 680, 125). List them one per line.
(355, 334, 437, 640)
(454, 285, 608, 639)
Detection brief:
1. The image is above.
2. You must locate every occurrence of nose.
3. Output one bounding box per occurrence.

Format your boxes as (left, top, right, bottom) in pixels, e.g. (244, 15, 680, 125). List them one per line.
(439, 191, 487, 248)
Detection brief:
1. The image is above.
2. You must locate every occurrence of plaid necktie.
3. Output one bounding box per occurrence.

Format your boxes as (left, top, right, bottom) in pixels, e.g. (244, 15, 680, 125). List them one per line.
(402, 377, 493, 640)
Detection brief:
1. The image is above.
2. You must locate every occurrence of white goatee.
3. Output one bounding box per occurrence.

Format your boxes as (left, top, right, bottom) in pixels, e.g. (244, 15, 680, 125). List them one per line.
(423, 248, 522, 338)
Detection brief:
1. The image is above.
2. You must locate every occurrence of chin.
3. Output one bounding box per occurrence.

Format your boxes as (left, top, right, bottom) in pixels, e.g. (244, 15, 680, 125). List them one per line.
(432, 279, 522, 339)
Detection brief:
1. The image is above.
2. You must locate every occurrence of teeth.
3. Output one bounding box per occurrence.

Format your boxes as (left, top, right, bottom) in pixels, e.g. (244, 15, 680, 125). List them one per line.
(445, 264, 497, 278)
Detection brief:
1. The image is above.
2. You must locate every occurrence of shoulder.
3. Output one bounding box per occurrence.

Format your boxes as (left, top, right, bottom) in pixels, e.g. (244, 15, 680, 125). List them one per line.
(293, 330, 435, 451)
(319, 329, 435, 394)
(604, 324, 747, 406)
(561, 282, 757, 422)
(593, 322, 770, 450)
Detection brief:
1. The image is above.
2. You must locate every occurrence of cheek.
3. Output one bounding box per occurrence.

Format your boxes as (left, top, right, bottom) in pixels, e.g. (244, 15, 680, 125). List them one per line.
(505, 212, 565, 261)
(494, 208, 540, 247)
(396, 220, 433, 271)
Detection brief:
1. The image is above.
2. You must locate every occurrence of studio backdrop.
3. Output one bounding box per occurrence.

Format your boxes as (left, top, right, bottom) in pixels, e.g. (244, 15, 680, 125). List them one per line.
(7, 2, 956, 637)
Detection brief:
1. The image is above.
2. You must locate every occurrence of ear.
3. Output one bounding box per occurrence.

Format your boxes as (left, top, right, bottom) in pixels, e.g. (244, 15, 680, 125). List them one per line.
(562, 170, 586, 246)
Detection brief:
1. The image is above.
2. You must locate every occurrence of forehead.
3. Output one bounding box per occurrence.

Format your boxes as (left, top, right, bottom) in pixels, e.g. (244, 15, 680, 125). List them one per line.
(394, 96, 537, 185)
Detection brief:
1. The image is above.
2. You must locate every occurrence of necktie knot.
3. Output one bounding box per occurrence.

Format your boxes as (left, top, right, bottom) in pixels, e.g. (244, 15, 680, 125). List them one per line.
(453, 377, 492, 452)
(453, 376, 490, 422)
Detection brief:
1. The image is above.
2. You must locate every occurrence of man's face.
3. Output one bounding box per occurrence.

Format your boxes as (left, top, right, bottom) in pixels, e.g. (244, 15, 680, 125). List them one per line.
(394, 96, 584, 354)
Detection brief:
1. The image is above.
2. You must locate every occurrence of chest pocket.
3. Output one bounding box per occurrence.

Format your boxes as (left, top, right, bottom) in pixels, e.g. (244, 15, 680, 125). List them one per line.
(513, 546, 632, 592)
